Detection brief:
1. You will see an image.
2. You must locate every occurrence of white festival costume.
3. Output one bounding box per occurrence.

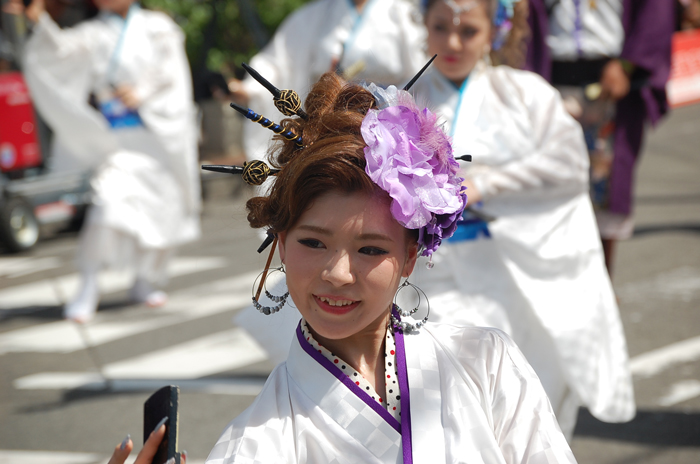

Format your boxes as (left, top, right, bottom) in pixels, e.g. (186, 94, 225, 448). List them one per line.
(411, 64, 635, 433)
(206, 322, 575, 463)
(23, 9, 200, 267)
(242, 0, 426, 160)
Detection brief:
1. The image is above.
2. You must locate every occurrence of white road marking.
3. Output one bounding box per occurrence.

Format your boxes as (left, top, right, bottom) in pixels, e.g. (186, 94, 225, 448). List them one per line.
(0, 451, 206, 464)
(102, 328, 267, 379)
(658, 379, 700, 406)
(0, 256, 228, 309)
(13, 328, 268, 390)
(617, 266, 700, 303)
(0, 257, 63, 278)
(0, 271, 258, 354)
(13, 374, 266, 396)
(0, 450, 101, 464)
(629, 334, 700, 378)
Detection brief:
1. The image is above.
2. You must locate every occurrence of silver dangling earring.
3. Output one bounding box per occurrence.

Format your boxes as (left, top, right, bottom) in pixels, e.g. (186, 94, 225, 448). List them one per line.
(391, 279, 430, 332)
(251, 265, 289, 315)
(482, 44, 492, 66)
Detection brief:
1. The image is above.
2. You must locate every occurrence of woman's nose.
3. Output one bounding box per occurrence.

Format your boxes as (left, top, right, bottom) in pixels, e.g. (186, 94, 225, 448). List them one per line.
(322, 251, 355, 286)
(447, 31, 462, 52)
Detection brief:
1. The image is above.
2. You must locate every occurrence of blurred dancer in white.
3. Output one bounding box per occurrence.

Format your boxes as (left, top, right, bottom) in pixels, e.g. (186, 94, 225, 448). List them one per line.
(229, 0, 427, 161)
(231, 0, 427, 363)
(410, 0, 635, 439)
(23, 0, 200, 322)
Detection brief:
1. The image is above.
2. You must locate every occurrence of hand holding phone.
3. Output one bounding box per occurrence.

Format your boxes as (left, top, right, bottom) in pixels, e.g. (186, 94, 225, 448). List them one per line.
(144, 385, 181, 464)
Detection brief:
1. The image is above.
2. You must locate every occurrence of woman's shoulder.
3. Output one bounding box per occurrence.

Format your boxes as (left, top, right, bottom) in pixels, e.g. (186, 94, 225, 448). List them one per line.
(425, 323, 527, 372)
(206, 364, 294, 463)
(485, 65, 559, 101)
(139, 9, 182, 34)
(427, 322, 513, 347)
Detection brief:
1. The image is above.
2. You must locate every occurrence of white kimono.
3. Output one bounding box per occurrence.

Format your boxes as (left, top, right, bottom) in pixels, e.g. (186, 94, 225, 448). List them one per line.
(23, 8, 200, 266)
(242, 0, 426, 160)
(206, 322, 576, 463)
(410, 64, 635, 434)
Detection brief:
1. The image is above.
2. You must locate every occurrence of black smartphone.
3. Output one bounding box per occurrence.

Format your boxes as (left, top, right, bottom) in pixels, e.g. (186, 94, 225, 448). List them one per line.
(144, 385, 181, 464)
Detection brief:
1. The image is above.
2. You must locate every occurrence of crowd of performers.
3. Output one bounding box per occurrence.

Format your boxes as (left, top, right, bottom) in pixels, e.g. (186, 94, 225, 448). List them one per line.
(13, 0, 676, 462)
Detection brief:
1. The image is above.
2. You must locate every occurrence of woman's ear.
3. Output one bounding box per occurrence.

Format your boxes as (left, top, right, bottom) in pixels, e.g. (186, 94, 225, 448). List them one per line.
(277, 232, 287, 263)
(401, 242, 419, 278)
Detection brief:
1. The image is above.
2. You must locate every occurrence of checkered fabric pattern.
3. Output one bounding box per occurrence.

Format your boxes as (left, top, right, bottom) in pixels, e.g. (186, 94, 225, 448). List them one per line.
(206, 323, 577, 463)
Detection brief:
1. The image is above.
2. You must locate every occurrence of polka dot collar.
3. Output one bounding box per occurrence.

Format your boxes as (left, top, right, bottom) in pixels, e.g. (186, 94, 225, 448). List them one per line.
(301, 319, 401, 421)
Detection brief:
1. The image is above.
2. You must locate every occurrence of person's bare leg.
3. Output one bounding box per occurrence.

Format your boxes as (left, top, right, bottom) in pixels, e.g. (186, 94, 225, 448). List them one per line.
(602, 238, 616, 278)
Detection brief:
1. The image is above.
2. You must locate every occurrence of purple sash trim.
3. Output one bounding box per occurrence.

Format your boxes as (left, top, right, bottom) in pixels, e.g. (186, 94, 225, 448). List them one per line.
(294, 323, 401, 434)
(392, 307, 413, 464)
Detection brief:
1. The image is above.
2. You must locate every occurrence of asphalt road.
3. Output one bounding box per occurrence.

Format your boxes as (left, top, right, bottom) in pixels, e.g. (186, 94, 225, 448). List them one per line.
(1, 103, 699, 463)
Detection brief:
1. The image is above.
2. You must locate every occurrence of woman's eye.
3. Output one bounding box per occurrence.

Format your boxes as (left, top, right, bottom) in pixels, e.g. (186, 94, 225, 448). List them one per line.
(359, 247, 388, 256)
(461, 27, 477, 39)
(431, 23, 448, 33)
(298, 239, 325, 249)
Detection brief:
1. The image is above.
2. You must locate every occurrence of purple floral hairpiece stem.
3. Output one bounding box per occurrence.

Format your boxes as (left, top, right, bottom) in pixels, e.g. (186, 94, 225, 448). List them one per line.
(361, 85, 467, 258)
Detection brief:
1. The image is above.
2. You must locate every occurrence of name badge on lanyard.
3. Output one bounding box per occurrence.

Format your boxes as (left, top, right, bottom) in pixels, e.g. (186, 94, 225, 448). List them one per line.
(98, 4, 143, 130)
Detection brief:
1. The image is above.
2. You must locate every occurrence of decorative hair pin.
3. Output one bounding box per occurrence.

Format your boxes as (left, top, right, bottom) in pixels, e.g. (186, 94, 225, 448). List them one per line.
(242, 63, 309, 120)
(404, 54, 437, 91)
(230, 102, 303, 148)
(201, 160, 279, 186)
(202, 154, 469, 187)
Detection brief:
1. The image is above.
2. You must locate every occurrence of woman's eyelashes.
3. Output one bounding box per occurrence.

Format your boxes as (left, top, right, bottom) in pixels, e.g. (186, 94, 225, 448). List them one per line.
(297, 239, 387, 256)
(298, 238, 325, 249)
(359, 246, 389, 256)
(460, 27, 477, 39)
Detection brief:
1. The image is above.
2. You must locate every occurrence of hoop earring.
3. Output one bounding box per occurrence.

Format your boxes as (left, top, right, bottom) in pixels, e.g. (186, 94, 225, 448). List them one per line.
(391, 279, 430, 332)
(252, 265, 289, 315)
(482, 44, 492, 66)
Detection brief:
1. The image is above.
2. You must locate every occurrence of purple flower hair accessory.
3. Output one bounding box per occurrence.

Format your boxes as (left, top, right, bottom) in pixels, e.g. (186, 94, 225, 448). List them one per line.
(361, 87, 467, 257)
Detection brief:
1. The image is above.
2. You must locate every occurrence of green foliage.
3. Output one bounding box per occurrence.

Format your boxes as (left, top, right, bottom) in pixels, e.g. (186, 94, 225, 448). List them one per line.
(143, 0, 312, 75)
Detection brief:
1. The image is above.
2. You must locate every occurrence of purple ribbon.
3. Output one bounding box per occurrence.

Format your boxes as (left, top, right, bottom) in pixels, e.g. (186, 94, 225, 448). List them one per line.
(296, 317, 414, 462)
(295, 323, 401, 433)
(392, 307, 413, 464)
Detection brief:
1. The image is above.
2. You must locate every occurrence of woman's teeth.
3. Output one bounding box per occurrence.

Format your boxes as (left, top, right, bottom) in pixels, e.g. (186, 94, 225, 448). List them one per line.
(318, 296, 354, 307)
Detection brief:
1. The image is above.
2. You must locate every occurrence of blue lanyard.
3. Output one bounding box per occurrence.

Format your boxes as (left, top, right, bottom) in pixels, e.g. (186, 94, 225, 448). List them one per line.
(342, 0, 377, 62)
(105, 3, 138, 85)
(449, 75, 470, 138)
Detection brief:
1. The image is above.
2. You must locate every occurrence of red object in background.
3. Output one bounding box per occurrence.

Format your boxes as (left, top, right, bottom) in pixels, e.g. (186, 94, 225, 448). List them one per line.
(667, 29, 700, 108)
(0, 72, 42, 173)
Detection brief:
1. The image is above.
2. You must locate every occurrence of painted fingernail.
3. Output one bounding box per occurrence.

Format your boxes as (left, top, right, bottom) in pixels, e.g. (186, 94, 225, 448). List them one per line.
(152, 416, 168, 434)
(119, 434, 131, 450)
(182, 450, 187, 463)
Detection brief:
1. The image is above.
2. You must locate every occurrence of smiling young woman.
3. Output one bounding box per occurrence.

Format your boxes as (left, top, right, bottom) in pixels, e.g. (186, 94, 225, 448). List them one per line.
(108, 70, 576, 464)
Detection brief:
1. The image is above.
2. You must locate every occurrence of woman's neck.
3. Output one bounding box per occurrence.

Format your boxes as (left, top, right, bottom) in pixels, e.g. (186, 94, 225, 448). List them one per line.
(110, 2, 134, 18)
(353, 0, 369, 13)
(310, 310, 389, 397)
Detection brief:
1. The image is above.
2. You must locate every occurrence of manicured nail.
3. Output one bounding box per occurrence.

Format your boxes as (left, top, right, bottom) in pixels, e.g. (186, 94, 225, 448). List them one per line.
(165, 458, 175, 464)
(152, 416, 168, 434)
(119, 434, 131, 450)
(181, 450, 187, 463)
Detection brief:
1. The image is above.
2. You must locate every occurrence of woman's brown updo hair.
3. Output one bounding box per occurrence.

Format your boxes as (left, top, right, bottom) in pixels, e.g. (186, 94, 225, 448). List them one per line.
(246, 72, 379, 233)
(423, 0, 530, 69)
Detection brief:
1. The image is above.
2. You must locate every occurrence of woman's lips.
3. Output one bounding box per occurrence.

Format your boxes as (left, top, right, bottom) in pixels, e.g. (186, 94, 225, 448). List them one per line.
(443, 55, 459, 64)
(313, 295, 360, 315)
